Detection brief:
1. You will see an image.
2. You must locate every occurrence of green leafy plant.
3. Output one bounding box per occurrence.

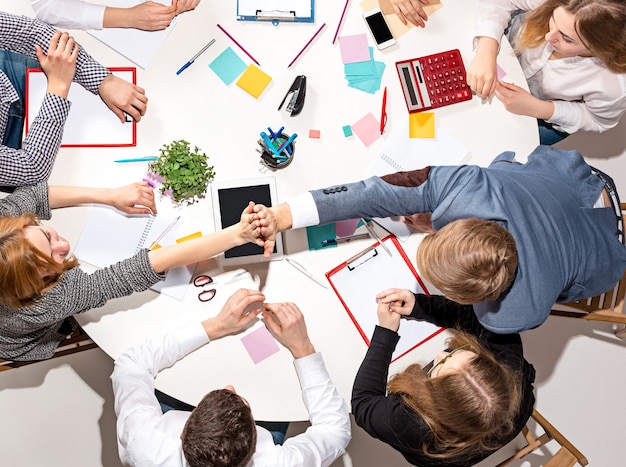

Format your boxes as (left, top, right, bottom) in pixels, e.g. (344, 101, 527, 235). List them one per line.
(148, 140, 215, 204)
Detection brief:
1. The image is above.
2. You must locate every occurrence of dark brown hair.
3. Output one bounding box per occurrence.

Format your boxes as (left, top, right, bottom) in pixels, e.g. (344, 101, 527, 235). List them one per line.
(182, 389, 257, 467)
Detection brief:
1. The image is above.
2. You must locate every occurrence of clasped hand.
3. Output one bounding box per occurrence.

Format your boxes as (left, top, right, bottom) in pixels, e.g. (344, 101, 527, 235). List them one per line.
(376, 288, 416, 332)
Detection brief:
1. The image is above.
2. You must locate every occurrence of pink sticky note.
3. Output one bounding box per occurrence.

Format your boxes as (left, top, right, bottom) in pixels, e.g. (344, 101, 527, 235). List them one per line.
(308, 129, 321, 139)
(335, 219, 361, 237)
(351, 112, 381, 147)
(241, 326, 280, 364)
(338, 34, 371, 64)
(497, 63, 507, 80)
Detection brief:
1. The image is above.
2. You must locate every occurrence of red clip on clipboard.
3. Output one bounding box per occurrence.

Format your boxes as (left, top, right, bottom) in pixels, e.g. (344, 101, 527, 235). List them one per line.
(326, 234, 444, 362)
(25, 67, 137, 147)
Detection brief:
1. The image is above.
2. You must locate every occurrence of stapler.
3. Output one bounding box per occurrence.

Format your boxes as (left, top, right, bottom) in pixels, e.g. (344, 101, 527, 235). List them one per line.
(278, 75, 306, 116)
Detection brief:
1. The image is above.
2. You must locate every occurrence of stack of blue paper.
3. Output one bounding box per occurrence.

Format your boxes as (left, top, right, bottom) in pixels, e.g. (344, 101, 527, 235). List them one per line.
(344, 47, 386, 94)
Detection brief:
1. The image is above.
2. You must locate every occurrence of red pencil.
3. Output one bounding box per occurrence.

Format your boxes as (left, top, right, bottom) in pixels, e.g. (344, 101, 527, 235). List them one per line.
(216, 23, 260, 66)
(288, 23, 326, 68)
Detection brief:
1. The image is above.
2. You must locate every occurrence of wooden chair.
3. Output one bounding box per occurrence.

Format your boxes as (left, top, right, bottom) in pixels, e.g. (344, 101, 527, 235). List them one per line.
(497, 409, 588, 467)
(550, 203, 626, 339)
(0, 318, 98, 372)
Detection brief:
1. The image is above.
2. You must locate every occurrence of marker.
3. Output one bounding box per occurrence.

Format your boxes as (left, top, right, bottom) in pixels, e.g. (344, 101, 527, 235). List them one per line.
(322, 233, 370, 246)
(176, 38, 216, 75)
(114, 157, 157, 163)
(276, 132, 298, 154)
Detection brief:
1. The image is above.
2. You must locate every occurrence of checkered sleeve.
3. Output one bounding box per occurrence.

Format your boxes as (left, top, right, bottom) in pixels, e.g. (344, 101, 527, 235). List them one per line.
(0, 11, 109, 94)
(0, 94, 70, 186)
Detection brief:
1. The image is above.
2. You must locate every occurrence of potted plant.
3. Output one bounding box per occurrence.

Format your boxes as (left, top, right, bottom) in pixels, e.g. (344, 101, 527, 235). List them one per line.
(147, 139, 215, 204)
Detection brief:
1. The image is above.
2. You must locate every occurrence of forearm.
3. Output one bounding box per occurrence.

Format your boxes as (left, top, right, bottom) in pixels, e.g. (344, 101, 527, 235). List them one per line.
(103, 7, 133, 28)
(48, 186, 117, 208)
(148, 224, 249, 273)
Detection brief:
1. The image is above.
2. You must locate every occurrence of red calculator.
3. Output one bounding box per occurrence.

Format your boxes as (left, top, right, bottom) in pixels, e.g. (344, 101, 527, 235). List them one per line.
(396, 49, 472, 113)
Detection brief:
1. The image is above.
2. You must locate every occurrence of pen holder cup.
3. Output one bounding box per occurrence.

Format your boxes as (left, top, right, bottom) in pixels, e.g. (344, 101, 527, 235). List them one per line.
(259, 133, 295, 170)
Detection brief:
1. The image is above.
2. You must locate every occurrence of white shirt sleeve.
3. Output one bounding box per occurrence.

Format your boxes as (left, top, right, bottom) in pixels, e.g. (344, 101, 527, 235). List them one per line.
(285, 192, 319, 229)
(474, 0, 543, 42)
(31, 0, 106, 30)
(111, 322, 209, 465)
(254, 353, 350, 466)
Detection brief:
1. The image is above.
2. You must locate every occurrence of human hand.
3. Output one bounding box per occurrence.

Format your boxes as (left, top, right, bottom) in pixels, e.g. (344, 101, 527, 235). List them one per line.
(125, 1, 176, 30)
(237, 201, 265, 247)
(466, 37, 499, 98)
(98, 74, 148, 123)
(105, 182, 156, 215)
(202, 288, 265, 340)
(262, 302, 316, 359)
(402, 212, 434, 233)
(390, 0, 429, 27)
(35, 31, 79, 99)
(174, 0, 201, 15)
(494, 81, 553, 119)
(254, 203, 292, 258)
(376, 298, 402, 332)
(376, 288, 415, 316)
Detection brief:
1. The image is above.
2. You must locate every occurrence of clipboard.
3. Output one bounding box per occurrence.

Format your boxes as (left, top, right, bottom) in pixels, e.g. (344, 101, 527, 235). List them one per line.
(326, 235, 443, 362)
(25, 67, 136, 147)
(237, 0, 315, 24)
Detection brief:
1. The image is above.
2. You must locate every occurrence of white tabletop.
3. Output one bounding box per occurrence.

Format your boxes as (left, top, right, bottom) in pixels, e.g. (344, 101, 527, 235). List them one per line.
(6, 0, 538, 420)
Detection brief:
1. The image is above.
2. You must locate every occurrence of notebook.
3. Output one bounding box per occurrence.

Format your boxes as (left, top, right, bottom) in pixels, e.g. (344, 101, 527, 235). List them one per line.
(368, 121, 468, 240)
(73, 206, 194, 300)
(87, 0, 179, 69)
(396, 49, 472, 113)
(25, 68, 136, 147)
(326, 235, 443, 362)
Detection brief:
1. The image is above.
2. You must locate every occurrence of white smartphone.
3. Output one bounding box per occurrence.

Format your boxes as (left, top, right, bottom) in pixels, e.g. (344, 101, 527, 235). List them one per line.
(363, 8, 396, 50)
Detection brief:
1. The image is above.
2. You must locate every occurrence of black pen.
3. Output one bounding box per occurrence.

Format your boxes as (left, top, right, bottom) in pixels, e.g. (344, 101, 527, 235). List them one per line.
(321, 233, 370, 246)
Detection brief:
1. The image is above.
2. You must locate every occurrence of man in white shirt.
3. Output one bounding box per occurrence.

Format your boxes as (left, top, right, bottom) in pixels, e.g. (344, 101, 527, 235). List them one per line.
(111, 288, 351, 467)
(31, 0, 200, 31)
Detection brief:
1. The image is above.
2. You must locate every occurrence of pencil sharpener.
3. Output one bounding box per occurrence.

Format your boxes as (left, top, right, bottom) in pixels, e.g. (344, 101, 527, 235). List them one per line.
(257, 132, 295, 170)
(278, 75, 306, 116)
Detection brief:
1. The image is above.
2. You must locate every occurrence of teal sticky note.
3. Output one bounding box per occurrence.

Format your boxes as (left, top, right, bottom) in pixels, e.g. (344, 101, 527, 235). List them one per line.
(342, 125, 353, 137)
(209, 47, 247, 85)
(306, 224, 337, 250)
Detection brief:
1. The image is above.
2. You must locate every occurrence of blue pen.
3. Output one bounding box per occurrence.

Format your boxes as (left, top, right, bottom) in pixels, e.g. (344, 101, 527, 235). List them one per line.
(260, 132, 281, 157)
(114, 156, 157, 163)
(176, 39, 216, 75)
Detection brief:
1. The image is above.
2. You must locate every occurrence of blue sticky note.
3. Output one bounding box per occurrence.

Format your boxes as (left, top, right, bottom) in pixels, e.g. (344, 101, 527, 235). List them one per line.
(209, 47, 247, 85)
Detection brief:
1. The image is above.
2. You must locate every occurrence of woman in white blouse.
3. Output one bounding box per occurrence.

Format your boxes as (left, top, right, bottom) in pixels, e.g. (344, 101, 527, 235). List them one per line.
(467, 0, 626, 145)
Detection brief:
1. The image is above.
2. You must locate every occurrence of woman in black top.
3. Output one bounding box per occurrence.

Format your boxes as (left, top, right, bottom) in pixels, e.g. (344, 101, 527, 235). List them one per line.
(352, 289, 536, 466)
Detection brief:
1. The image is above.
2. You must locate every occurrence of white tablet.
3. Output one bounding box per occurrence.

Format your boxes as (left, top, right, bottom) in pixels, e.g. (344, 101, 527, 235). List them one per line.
(211, 176, 284, 265)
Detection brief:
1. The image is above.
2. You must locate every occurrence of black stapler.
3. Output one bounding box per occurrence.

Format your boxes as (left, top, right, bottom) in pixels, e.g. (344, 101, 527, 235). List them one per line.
(278, 75, 306, 116)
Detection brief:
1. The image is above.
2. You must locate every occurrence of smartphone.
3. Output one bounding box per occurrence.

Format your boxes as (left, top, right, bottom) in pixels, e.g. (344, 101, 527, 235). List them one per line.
(363, 8, 396, 50)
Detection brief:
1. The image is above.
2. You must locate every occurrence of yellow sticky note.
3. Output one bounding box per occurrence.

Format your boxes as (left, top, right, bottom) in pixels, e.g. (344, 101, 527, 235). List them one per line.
(409, 112, 436, 138)
(176, 231, 202, 243)
(236, 64, 272, 99)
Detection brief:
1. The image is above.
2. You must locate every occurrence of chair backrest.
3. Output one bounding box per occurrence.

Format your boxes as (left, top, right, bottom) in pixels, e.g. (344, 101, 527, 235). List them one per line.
(0, 318, 97, 371)
(550, 203, 626, 339)
(496, 409, 588, 467)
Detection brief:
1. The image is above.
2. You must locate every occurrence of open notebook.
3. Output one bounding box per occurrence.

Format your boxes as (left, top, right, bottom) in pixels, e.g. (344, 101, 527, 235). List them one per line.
(73, 206, 195, 300)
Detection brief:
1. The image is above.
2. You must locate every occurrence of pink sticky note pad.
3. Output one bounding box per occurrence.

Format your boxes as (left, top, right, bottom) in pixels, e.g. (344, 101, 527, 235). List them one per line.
(335, 219, 361, 237)
(338, 34, 371, 64)
(241, 326, 280, 364)
(308, 129, 321, 139)
(497, 63, 507, 80)
(352, 112, 381, 147)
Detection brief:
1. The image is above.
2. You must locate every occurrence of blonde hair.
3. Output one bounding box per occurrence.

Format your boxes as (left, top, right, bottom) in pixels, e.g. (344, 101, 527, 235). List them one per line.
(387, 332, 521, 459)
(0, 214, 77, 308)
(416, 219, 517, 304)
(516, 0, 626, 73)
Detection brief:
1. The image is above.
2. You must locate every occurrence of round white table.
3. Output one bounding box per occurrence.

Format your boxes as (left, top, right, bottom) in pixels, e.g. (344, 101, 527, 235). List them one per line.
(6, 0, 538, 420)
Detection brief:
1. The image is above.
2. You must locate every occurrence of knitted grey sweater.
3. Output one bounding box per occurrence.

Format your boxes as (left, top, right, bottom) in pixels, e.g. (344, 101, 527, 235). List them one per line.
(0, 183, 165, 361)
